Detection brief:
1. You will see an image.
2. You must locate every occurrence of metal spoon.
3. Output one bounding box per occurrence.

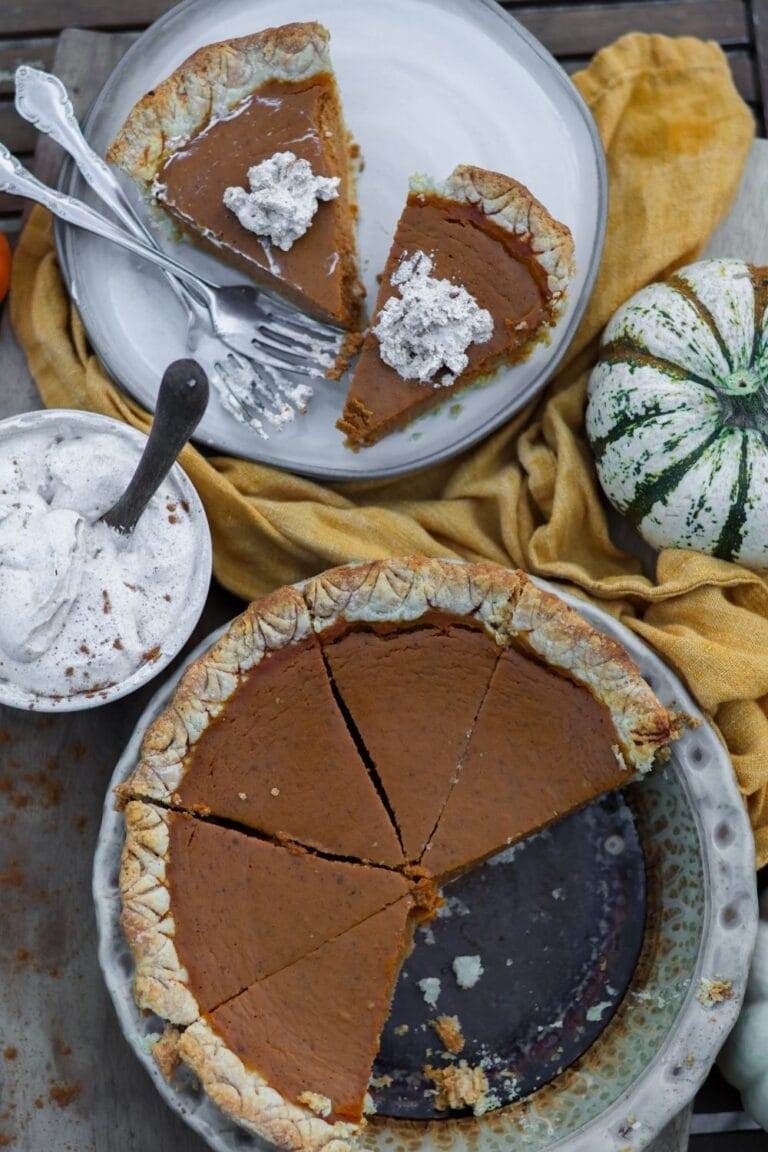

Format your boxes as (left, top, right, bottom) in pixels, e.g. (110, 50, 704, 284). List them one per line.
(102, 359, 209, 535)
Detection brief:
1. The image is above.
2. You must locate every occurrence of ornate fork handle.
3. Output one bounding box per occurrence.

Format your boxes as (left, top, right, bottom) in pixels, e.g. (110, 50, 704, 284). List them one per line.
(15, 65, 152, 241)
(0, 144, 217, 310)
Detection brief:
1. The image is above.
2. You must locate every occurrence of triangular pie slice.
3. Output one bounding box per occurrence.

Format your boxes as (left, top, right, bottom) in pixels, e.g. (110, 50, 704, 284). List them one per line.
(337, 166, 575, 445)
(178, 897, 413, 1133)
(322, 620, 500, 859)
(120, 588, 403, 866)
(121, 802, 410, 1021)
(107, 23, 364, 329)
(421, 646, 629, 875)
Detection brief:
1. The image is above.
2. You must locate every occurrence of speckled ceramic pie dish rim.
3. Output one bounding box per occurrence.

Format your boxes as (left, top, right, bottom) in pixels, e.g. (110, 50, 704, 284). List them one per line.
(93, 570, 757, 1151)
(55, 0, 607, 481)
(0, 408, 212, 713)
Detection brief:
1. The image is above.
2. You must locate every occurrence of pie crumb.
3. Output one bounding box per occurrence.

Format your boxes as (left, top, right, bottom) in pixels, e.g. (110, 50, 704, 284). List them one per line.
(298, 1091, 332, 1118)
(238, 792, 247, 801)
(270, 787, 280, 797)
(152, 1025, 181, 1081)
(393, 1023, 409, 1036)
(697, 977, 733, 1007)
(453, 954, 484, 989)
(431, 1014, 465, 1055)
(418, 976, 441, 1009)
(425, 1061, 490, 1113)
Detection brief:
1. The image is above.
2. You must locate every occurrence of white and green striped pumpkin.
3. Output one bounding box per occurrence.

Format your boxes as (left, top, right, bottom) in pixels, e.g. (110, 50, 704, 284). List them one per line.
(586, 258, 768, 567)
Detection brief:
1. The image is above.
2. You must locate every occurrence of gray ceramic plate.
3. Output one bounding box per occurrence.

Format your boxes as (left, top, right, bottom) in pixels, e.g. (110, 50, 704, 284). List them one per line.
(57, 0, 606, 480)
(93, 575, 757, 1152)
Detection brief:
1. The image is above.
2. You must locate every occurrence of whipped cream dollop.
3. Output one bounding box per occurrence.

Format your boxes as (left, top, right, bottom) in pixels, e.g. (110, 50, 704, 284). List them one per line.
(0, 424, 201, 701)
(373, 251, 493, 386)
(223, 151, 339, 252)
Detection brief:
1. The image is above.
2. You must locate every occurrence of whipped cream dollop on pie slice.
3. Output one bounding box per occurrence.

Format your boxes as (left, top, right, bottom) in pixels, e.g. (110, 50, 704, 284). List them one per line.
(107, 23, 364, 329)
(338, 166, 575, 446)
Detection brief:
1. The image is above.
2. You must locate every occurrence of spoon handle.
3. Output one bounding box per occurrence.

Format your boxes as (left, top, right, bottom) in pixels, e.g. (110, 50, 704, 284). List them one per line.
(102, 360, 209, 536)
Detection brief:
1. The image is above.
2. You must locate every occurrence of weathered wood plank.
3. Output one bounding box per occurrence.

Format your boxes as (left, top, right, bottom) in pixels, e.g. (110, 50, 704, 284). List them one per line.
(0, 37, 55, 95)
(561, 47, 758, 105)
(510, 0, 751, 56)
(0, 100, 36, 153)
(0, 0, 175, 36)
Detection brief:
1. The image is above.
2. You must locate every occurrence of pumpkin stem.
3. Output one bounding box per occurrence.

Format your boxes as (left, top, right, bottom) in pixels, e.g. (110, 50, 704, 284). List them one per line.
(720, 366, 764, 396)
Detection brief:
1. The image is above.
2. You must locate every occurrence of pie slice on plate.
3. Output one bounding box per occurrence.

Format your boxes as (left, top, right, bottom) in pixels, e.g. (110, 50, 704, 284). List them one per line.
(338, 166, 575, 445)
(121, 803, 410, 1019)
(119, 558, 681, 1148)
(107, 22, 364, 329)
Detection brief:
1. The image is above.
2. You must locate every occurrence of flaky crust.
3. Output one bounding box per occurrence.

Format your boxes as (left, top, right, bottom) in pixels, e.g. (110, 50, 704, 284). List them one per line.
(178, 1020, 358, 1152)
(107, 22, 332, 183)
(438, 164, 575, 307)
(121, 557, 676, 814)
(118, 559, 678, 1149)
(120, 801, 200, 1025)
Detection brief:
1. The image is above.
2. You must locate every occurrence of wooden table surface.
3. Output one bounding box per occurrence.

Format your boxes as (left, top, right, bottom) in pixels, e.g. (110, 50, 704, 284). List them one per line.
(0, 5, 767, 1152)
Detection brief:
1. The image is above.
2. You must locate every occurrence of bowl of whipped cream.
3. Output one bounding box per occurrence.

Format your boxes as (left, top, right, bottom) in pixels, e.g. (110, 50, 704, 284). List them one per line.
(0, 409, 211, 711)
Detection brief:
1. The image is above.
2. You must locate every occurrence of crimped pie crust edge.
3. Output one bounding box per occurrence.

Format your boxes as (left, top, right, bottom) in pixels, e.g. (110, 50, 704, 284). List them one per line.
(120, 800, 360, 1152)
(107, 22, 333, 184)
(442, 164, 576, 306)
(121, 557, 677, 809)
(118, 557, 679, 1150)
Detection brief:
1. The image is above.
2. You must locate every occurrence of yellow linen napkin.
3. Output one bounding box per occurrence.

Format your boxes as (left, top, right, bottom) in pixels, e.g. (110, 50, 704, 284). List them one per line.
(10, 34, 767, 863)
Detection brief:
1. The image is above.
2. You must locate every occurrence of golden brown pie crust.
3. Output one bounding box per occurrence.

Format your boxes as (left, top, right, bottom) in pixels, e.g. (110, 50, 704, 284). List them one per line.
(337, 167, 575, 444)
(119, 557, 681, 1150)
(107, 23, 364, 328)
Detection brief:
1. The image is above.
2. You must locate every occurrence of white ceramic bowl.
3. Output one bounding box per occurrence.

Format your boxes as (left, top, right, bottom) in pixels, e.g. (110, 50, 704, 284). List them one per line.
(0, 408, 212, 712)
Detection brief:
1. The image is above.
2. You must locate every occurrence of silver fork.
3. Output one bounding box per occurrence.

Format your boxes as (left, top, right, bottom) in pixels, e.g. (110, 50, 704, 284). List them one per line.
(13, 66, 345, 438)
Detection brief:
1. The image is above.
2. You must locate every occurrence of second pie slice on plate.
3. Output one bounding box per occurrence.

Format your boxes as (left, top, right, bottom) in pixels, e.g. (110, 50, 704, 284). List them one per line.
(337, 165, 575, 445)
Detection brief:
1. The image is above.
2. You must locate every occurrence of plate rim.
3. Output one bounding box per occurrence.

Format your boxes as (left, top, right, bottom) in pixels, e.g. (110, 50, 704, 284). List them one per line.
(92, 570, 757, 1152)
(55, 0, 607, 482)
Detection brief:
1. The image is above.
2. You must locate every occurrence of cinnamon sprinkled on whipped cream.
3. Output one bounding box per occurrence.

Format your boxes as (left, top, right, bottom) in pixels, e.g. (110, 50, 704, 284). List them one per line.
(0, 423, 200, 701)
(223, 151, 339, 252)
(372, 251, 493, 386)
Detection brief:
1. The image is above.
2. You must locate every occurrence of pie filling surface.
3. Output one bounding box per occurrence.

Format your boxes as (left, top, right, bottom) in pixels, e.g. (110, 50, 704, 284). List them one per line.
(121, 563, 677, 1143)
(338, 192, 554, 446)
(158, 76, 362, 328)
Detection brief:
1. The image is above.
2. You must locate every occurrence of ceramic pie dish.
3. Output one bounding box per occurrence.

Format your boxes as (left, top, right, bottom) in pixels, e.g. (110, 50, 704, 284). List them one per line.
(56, 0, 606, 480)
(94, 561, 757, 1152)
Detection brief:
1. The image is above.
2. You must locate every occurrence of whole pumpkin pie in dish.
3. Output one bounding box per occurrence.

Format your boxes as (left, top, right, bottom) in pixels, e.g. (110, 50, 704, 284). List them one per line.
(337, 167, 575, 445)
(118, 557, 680, 1151)
(107, 23, 364, 329)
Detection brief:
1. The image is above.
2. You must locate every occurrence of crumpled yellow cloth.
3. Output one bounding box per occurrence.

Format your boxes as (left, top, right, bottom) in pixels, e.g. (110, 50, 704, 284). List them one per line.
(10, 34, 768, 864)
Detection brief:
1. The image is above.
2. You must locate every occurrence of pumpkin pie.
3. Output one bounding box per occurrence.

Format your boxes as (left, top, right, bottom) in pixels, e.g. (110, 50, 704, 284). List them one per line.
(322, 621, 499, 858)
(179, 898, 413, 1131)
(121, 802, 410, 1021)
(337, 167, 575, 445)
(120, 586, 403, 865)
(119, 558, 680, 1149)
(107, 23, 364, 329)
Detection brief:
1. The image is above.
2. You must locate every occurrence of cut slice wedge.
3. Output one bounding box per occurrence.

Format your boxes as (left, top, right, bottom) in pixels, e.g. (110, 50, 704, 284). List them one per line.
(124, 634, 403, 866)
(107, 22, 364, 329)
(338, 165, 575, 445)
(179, 897, 414, 1128)
(120, 802, 410, 1020)
(421, 645, 635, 877)
(322, 621, 499, 859)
